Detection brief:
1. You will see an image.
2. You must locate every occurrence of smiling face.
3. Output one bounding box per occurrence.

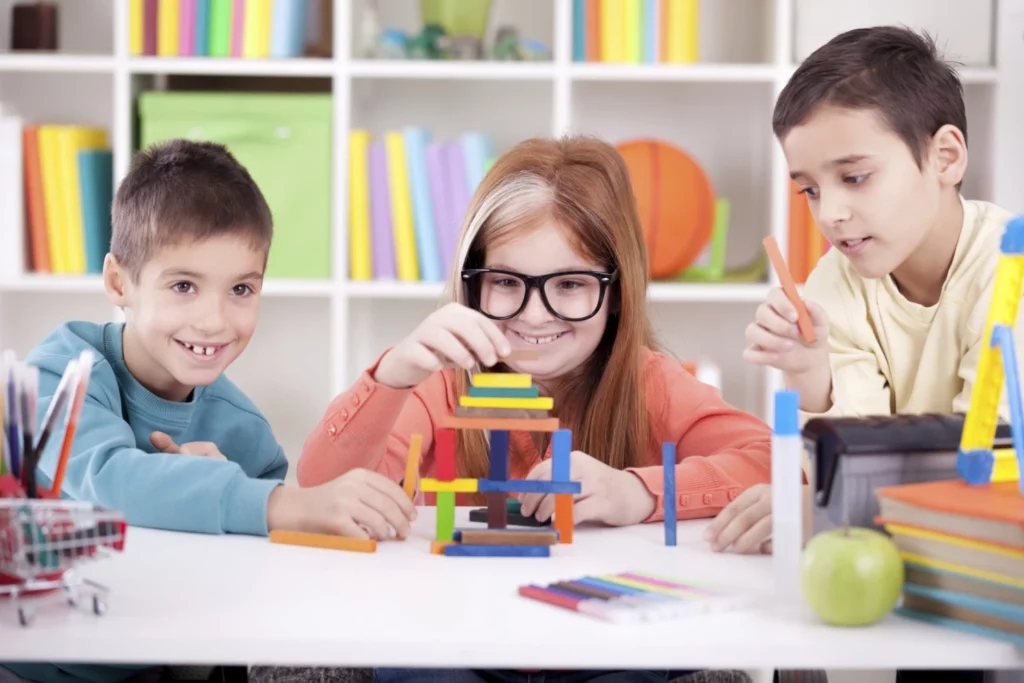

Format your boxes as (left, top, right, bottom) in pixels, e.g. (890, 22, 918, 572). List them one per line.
(105, 232, 266, 401)
(781, 104, 947, 281)
(482, 222, 613, 387)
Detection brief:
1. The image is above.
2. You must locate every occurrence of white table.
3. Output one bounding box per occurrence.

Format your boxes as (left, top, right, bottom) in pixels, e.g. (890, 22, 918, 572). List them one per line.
(2, 508, 1022, 672)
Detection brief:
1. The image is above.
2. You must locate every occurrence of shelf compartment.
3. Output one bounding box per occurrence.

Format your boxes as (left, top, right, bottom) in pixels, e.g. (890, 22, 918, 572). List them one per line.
(0, 0, 113, 56)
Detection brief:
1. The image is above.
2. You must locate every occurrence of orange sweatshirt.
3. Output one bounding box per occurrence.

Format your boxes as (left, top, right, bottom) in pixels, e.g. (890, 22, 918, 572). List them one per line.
(298, 347, 772, 522)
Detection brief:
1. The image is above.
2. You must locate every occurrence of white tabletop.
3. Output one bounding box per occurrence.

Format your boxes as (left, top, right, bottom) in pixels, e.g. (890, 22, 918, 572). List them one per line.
(2, 507, 1022, 671)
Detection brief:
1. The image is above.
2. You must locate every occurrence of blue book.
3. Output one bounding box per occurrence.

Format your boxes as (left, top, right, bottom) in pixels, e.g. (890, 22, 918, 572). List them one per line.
(194, 0, 210, 56)
(643, 0, 658, 63)
(271, 0, 308, 58)
(77, 149, 114, 275)
(572, 0, 586, 62)
(402, 127, 442, 282)
(460, 132, 493, 197)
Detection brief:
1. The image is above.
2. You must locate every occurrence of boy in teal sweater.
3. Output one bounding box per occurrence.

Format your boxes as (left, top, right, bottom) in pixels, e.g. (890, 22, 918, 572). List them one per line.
(5, 139, 415, 683)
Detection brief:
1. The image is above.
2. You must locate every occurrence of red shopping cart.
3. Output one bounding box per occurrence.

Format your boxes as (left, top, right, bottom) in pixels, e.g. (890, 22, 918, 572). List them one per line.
(0, 498, 127, 626)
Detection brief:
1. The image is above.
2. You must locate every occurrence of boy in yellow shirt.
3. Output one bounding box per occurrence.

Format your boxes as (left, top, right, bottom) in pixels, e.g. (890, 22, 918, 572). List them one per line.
(709, 25, 1013, 683)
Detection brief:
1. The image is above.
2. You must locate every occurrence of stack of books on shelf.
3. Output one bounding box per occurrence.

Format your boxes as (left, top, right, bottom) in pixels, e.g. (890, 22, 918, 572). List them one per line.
(875, 478, 1024, 646)
(348, 127, 494, 283)
(788, 182, 829, 284)
(0, 114, 113, 278)
(573, 0, 699, 64)
(130, 0, 309, 58)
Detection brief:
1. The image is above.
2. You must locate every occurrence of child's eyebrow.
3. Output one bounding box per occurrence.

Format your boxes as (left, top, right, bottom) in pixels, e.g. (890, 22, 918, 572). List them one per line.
(160, 268, 203, 279)
(790, 154, 873, 180)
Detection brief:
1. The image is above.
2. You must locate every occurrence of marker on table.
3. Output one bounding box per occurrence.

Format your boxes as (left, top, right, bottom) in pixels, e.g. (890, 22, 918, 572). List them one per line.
(762, 236, 816, 344)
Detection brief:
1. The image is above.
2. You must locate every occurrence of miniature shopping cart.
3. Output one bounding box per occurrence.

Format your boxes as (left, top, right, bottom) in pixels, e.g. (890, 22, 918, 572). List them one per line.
(0, 498, 127, 626)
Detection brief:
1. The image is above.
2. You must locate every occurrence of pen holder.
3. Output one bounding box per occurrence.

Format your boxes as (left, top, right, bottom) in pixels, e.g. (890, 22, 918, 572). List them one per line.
(10, 1, 58, 51)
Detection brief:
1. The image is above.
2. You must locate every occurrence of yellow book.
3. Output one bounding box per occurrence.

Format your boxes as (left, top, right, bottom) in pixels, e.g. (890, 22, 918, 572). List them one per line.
(129, 0, 143, 55)
(57, 127, 109, 274)
(37, 126, 68, 273)
(664, 0, 699, 63)
(157, 0, 179, 57)
(348, 130, 372, 280)
(259, 0, 273, 57)
(623, 0, 641, 64)
(384, 132, 419, 281)
(601, 0, 624, 62)
(244, 0, 270, 58)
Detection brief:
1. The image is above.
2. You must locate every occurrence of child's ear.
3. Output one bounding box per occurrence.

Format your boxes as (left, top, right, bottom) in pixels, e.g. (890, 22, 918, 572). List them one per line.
(103, 253, 129, 308)
(930, 123, 968, 188)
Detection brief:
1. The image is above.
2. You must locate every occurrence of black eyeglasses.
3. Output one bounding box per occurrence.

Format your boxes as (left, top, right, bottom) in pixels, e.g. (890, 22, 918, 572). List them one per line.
(461, 268, 618, 322)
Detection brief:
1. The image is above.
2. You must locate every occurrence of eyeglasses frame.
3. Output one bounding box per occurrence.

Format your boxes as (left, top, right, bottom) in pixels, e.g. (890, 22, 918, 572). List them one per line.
(460, 267, 619, 322)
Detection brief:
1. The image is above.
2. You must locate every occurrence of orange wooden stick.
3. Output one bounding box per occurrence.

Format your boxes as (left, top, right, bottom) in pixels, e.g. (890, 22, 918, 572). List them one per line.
(403, 433, 422, 500)
(763, 236, 816, 344)
(270, 529, 377, 553)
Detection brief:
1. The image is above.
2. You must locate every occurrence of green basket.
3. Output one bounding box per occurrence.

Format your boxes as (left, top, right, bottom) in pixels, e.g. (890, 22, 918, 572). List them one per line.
(138, 92, 333, 280)
(420, 0, 491, 38)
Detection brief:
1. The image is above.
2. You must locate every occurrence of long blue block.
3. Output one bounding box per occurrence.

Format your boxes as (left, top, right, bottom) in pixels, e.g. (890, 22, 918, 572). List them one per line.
(443, 543, 551, 557)
(489, 429, 509, 481)
(476, 479, 581, 494)
(468, 386, 540, 398)
(663, 442, 677, 546)
(552, 429, 572, 481)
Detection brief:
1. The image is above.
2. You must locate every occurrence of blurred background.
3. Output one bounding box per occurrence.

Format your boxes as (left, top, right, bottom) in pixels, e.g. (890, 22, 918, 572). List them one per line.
(0, 0, 1019, 482)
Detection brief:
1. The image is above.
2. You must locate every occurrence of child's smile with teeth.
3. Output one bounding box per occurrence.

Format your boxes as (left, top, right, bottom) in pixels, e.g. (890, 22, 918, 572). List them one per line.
(512, 330, 567, 345)
(176, 340, 228, 357)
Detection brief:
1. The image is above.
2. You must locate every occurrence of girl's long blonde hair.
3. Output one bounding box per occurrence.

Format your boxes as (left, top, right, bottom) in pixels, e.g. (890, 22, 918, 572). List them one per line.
(442, 135, 660, 489)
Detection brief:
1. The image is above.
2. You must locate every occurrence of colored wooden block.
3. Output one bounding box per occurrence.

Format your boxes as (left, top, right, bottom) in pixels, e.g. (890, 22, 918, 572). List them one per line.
(471, 372, 533, 388)
(455, 405, 549, 419)
(269, 530, 377, 553)
(460, 396, 554, 410)
(454, 529, 559, 545)
(489, 429, 509, 481)
(553, 493, 573, 544)
(430, 540, 454, 554)
(403, 433, 423, 500)
(436, 491, 456, 541)
(470, 507, 551, 527)
(468, 386, 541, 399)
(443, 543, 551, 557)
(477, 479, 581, 494)
(552, 429, 572, 482)
(435, 427, 456, 481)
(420, 477, 479, 493)
(663, 442, 677, 547)
(441, 416, 561, 432)
(488, 492, 507, 529)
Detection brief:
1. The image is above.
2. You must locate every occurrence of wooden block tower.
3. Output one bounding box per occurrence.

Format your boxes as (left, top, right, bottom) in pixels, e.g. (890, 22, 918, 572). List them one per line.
(420, 355, 580, 557)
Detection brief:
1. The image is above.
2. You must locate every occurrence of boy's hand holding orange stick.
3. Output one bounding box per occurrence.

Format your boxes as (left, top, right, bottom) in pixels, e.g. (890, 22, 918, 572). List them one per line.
(762, 236, 817, 344)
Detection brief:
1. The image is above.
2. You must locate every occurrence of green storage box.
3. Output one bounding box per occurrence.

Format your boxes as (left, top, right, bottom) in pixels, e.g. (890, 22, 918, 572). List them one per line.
(138, 92, 333, 280)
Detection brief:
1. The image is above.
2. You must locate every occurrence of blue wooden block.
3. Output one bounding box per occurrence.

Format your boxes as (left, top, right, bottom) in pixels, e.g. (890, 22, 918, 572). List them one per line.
(489, 429, 509, 481)
(443, 543, 551, 557)
(552, 429, 572, 481)
(468, 386, 540, 398)
(663, 442, 677, 546)
(476, 479, 581, 494)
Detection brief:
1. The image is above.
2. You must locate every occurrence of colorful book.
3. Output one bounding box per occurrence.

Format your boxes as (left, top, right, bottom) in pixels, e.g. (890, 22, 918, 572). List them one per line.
(384, 132, 419, 281)
(179, 0, 196, 56)
(368, 142, 396, 280)
(460, 132, 492, 198)
(426, 143, 455, 276)
(129, 0, 144, 56)
(348, 130, 372, 281)
(270, 0, 307, 58)
(623, 0, 641, 63)
(21, 126, 49, 273)
(663, 0, 698, 63)
(600, 0, 624, 62)
(157, 0, 179, 57)
(194, 0, 210, 56)
(230, 0, 245, 57)
(403, 126, 442, 282)
(572, 0, 586, 62)
(143, 0, 158, 55)
(643, 0, 660, 63)
(78, 149, 114, 275)
(36, 126, 66, 273)
(444, 143, 471, 256)
(208, 0, 231, 56)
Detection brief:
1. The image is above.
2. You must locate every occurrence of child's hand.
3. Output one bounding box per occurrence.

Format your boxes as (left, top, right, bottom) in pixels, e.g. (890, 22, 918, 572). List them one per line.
(743, 287, 830, 375)
(150, 431, 227, 461)
(373, 303, 512, 389)
(702, 483, 772, 554)
(519, 451, 656, 527)
(267, 469, 417, 540)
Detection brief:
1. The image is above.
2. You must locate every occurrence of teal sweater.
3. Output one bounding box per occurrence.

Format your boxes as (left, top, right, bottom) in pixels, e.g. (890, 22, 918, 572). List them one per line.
(7, 321, 288, 683)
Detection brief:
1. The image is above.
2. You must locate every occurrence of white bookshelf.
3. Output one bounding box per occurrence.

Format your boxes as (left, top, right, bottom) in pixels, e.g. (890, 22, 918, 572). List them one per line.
(0, 0, 1019, 475)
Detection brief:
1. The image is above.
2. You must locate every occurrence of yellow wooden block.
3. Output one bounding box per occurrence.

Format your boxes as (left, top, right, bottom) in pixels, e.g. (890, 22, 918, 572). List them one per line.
(993, 448, 1020, 483)
(471, 373, 532, 388)
(420, 477, 479, 493)
(459, 395, 554, 410)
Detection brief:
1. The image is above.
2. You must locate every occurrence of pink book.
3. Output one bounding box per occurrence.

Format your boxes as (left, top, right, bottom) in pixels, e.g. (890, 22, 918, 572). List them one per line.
(230, 0, 244, 57)
(179, 0, 195, 56)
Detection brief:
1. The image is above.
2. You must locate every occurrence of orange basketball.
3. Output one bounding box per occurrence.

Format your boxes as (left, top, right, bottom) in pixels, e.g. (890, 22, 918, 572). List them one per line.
(617, 139, 716, 279)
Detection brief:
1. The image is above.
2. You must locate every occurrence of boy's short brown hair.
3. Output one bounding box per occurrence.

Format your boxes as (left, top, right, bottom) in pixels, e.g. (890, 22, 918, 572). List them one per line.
(111, 138, 273, 280)
(773, 26, 967, 169)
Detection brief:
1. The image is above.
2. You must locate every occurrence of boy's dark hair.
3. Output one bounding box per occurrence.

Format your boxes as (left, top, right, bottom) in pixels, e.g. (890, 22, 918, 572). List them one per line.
(111, 138, 273, 280)
(773, 26, 967, 171)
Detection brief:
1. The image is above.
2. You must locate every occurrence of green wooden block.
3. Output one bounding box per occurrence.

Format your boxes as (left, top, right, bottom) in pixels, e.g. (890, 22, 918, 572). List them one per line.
(506, 497, 521, 513)
(436, 491, 455, 541)
(467, 386, 540, 399)
(137, 92, 333, 280)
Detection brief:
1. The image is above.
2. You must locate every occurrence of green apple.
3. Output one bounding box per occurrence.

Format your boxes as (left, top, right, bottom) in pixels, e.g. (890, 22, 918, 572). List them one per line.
(800, 526, 904, 626)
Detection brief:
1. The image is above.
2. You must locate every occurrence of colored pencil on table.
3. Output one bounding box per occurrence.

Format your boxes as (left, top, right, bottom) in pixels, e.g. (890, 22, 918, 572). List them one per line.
(48, 351, 94, 498)
(4, 352, 21, 480)
(30, 360, 77, 497)
(19, 365, 38, 497)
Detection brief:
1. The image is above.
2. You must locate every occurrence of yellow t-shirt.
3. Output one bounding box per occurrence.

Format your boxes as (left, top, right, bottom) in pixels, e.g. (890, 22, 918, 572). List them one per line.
(802, 197, 1018, 420)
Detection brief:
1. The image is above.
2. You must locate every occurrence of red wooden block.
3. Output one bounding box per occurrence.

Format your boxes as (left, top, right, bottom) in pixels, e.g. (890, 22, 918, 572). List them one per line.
(435, 428, 456, 481)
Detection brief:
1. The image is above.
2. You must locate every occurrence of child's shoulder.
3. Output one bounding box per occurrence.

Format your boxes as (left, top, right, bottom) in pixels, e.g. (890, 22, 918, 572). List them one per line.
(949, 199, 1017, 285)
(25, 320, 116, 380)
(199, 374, 270, 424)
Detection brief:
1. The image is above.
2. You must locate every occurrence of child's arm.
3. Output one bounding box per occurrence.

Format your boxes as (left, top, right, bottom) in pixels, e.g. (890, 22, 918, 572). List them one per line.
(31, 354, 281, 536)
(297, 349, 444, 487)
